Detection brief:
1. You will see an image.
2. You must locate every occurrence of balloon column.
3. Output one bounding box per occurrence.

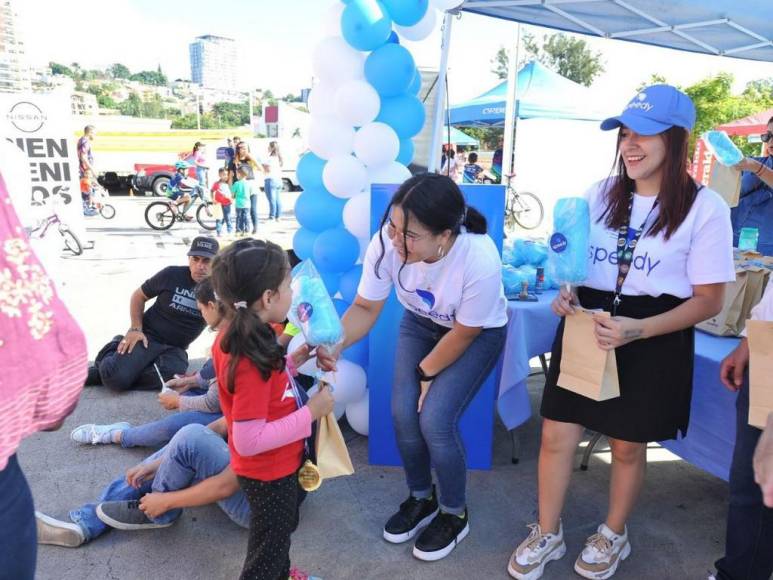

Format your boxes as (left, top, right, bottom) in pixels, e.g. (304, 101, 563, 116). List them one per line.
(293, 0, 464, 436)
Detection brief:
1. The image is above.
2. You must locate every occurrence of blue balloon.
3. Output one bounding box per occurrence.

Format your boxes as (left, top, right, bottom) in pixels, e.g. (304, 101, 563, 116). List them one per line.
(320, 270, 340, 296)
(343, 335, 369, 367)
(397, 139, 415, 166)
(293, 228, 319, 261)
(365, 44, 416, 97)
(382, 0, 428, 27)
(408, 69, 422, 95)
(313, 228, 360, 274)
(341, 0, 393, 52)
(296, 152, 325, 190)
(333, 298, 350, 318)
(339, 264, 363, 303)
(294, 188, 345, 233)
(387, 31, 400, 44)
(376, 94, 426, 139)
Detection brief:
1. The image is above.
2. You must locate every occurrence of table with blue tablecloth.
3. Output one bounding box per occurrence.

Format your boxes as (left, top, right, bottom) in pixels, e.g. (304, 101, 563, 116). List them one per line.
(498, 292, 740, 480)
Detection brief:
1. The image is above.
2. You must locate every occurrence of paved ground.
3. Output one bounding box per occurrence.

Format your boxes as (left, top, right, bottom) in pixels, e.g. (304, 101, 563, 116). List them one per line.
(20, 196, 728, 579)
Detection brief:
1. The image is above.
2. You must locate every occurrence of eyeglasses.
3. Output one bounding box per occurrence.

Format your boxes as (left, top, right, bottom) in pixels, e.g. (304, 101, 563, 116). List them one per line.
(760, 132, 773, 143)
(386, 219, 429, 245)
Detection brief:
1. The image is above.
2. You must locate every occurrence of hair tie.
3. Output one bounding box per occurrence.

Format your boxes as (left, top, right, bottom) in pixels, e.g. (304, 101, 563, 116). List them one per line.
(234, 301, 247, 310)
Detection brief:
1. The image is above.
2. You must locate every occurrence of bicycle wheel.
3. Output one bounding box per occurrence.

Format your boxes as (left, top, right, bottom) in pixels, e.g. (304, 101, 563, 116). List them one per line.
(99, 204, 116, 219)
(196, 202, 217, 231)
(511, 191, 544, 231)
(145, 201, 176, 230)
(59, 227, 83, 256)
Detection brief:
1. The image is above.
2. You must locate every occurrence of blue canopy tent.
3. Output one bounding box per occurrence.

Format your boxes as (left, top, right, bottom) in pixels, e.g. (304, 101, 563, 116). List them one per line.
(449, 60, 609, 126)
(443, 125, 480, 145)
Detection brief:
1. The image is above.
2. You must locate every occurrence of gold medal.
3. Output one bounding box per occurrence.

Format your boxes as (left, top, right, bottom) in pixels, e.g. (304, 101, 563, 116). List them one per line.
(298, 459, 322, 491)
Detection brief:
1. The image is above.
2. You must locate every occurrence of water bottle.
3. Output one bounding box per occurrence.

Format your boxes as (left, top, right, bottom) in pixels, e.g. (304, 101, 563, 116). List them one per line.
(738, 227, 760, 252)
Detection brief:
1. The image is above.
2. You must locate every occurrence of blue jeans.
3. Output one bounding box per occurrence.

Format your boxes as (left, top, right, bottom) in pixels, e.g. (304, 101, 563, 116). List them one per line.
(249, 192, 258, 233)
(70, 424, 250, 542)
(264, 178, 283, 219)
(715, 379, 773, 580)
(120, 409, 222, 448)
(216, 204, 233, 235)
(392, 312, 506, 511)
(235, 208, 249, 233)
(0, 454, 36, 579)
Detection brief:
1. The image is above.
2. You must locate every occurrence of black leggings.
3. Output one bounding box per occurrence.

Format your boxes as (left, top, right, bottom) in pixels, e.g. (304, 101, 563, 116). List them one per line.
(237, 472, 302, 580)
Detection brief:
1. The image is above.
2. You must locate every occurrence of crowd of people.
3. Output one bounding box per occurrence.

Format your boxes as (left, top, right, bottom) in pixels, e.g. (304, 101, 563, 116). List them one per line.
(1, 83, 773, 580)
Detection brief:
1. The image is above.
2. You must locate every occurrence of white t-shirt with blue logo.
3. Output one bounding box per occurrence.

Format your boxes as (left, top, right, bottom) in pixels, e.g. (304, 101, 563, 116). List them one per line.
(357, 230, 508, 329)
(583, 178, 735, 299)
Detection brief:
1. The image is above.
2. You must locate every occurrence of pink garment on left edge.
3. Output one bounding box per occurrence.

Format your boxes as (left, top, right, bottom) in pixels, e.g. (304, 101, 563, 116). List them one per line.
(0, 173, 87, 470)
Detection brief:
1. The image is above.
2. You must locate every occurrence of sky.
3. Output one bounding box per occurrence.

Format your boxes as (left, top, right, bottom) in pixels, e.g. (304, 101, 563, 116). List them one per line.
(16, 0, 773, 108)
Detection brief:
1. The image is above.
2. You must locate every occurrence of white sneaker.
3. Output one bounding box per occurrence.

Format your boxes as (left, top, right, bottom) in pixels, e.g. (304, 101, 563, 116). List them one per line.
(574, 523, 631, 579)
(508, 522, 566, 580)
(35, 511, 85, 548)
(70, 422, 130, 445)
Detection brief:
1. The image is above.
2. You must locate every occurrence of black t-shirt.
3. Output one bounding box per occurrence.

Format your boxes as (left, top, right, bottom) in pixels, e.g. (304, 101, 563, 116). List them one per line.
(229, 159, 256, 182)
(140, 266, 205, 349)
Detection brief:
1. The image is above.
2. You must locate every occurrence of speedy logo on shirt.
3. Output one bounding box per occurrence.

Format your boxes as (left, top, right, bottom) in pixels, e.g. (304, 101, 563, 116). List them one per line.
(588, 238, 662, 276)
(408, 288, 454, 322)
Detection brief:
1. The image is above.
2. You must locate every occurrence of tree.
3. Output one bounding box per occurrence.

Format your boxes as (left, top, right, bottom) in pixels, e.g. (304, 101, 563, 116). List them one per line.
(636, 73, 667, 92)
(49, 62, 73, 77)
(129, 70, 168, 86)
(523, 32, 605, 86)
(211, 102, 250, 126)
(109, 63, 131, 79)
(491, 47, 509, 80)
(119, 93, 143, 117)
(142, 94, 165, 118)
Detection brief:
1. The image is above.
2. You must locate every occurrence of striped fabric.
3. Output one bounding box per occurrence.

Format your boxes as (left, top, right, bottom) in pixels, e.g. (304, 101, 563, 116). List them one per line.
(0, 173, 87, 470)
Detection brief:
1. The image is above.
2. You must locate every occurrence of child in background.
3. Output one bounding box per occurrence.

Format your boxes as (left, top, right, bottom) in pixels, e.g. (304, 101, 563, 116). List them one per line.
(211, 168, 233, 237)
(80, 175, 97, 216)
(211, 238, 334, 580)
(462, 152, 486, 183)
(231, 168, 250, 236)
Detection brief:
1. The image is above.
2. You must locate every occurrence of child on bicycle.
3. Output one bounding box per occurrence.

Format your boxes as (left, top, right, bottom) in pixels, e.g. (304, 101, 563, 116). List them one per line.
(168, 161, 198, 220)
(211, 167, 233, 237)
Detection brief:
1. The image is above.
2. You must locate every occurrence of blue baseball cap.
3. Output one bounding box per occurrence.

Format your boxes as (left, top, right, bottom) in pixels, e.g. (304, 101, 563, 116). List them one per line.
(600, 84, 696, 136)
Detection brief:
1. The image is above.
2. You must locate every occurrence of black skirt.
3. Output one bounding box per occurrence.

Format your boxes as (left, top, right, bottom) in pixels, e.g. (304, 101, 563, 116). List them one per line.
(540, 287, 694, 443)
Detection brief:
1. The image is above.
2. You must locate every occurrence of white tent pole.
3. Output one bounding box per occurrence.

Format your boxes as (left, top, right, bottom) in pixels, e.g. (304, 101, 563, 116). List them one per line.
(428, 11, 454, 173)
(502, 22, 521, 180)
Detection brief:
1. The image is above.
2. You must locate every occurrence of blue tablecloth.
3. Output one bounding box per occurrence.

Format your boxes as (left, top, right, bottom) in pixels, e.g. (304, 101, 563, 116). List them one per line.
(497, 294, 740, 481)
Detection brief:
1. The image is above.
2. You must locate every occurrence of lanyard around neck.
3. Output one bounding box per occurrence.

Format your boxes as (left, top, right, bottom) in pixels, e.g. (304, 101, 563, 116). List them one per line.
(613, 193, 659, 312)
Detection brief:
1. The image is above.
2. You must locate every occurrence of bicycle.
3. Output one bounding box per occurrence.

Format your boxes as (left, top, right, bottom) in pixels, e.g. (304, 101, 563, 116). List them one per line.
(88, 184, 116, 220)
(501, 173, 544, 231)
(27, 210, 83, 256)
(144, 189, 217, 231)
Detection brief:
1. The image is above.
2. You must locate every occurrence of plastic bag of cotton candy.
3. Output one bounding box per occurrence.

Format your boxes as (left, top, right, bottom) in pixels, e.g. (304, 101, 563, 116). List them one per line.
(547, 197, 590, 289)
(288, 260, 344, 349)
(502, 239, 549, 267)
(703, 130, 744, 167)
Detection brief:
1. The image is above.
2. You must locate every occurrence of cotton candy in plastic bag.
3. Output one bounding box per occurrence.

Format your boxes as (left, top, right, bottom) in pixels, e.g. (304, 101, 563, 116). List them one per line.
(289, 260, 344, 349)
(502, 264, 538, 295)
(703, 130, 743, 167)
(547, 197, 590, 288)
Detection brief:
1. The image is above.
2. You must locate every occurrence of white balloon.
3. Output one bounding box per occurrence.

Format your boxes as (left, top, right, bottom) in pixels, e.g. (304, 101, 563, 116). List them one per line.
(323, 3, 345, 37)
(353, 122, 400, 168)
(368, 161, 412, 185)
(307, 83, 338, 118)
(342, 192, 371, 240)
(312, 37, 365, 85)
(323, 155, 369, 199)
(430, 0, 464, 10)
(322, 360, 367, 405)
(288, 334, 318, 376)
(395, 6, 437, 41)
(346, 392, 369, 436)
(309, 116, 356, 160)
(335, 80, 380, 128)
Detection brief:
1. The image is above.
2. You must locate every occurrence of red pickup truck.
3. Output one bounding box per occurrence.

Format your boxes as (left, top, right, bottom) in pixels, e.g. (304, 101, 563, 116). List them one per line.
(131, 163, 198, 197)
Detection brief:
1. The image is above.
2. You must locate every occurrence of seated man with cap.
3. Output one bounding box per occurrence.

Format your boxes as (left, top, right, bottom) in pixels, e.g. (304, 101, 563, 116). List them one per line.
(86, 236, 219, 391)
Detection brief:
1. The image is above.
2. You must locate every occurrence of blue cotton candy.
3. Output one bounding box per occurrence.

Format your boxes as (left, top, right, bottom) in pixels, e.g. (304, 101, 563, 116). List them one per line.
(289, 260, 344, 348)
(704, 131, 744, 167)
(547, 197, 590, 287)
(502, 264, 539, 295)
(503, 239, 548, 267)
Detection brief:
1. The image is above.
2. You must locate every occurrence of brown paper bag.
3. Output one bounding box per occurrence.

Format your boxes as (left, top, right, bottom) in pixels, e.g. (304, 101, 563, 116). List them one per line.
(211, 203, 223, 220)
(746, 320, 773, 429)
(698, 266, 769, 336)
(709, 161, 741, 208)
(315, 411, 354, 480)
(558, 310, 620, 401)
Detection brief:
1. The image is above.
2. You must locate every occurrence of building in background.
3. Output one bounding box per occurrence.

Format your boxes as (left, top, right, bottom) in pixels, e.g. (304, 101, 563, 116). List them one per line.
(0, 0, 31, 93)
(189, 35, 237, 90)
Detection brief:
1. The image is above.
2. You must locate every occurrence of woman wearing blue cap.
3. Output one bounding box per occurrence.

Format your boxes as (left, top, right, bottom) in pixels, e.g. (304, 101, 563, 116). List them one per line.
(508, 85, 735, 580)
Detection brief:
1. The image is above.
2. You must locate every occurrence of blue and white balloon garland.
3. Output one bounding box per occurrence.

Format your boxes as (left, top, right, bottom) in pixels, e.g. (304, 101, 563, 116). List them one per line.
(293, 0, 464, 436)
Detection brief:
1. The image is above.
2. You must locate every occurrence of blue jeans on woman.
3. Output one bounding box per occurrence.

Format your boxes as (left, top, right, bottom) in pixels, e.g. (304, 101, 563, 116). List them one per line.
(264, 178, 283, 220)
(70, 424, 250, 542)
(120, 409, 222, 448)
(0, 454, 36, 579)
(715, 379, 773, 580)
(392, 311, 506, 512)
(248, 191, 259, 234)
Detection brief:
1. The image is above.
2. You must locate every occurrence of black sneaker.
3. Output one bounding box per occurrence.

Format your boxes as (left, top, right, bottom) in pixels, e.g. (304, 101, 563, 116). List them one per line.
(96, 500, 174, 531)
(84, 365, 101, 386)
(413, 509, 470, 562)
(383, 488, 439, 544)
